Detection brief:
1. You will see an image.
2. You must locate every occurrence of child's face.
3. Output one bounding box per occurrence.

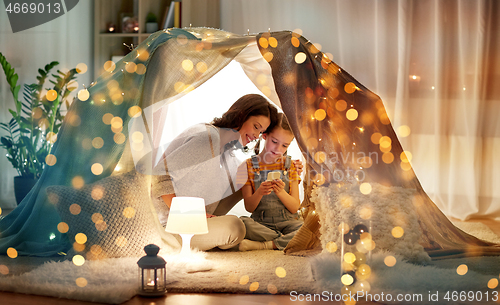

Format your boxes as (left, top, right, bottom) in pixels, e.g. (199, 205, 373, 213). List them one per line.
(262, 127, 294, 158)
(238, 115, 270, 146)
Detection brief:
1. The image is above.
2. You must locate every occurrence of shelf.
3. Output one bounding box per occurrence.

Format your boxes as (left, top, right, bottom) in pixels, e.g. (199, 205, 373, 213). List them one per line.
(94, 0, 220, 79)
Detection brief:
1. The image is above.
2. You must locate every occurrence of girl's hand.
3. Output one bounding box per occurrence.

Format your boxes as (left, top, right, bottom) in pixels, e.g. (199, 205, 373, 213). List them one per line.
(293, 159, 304, 176)
(271, 179, 286, 195)
(206, 213, 216, 218)
(256, 181, 273, 196)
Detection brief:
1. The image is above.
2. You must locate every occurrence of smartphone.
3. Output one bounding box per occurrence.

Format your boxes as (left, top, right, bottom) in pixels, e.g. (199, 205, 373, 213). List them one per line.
(266, 171, 281, 181)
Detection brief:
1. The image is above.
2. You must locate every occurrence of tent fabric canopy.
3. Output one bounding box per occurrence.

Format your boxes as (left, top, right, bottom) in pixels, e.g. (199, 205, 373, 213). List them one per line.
(0, 27, 498, 259)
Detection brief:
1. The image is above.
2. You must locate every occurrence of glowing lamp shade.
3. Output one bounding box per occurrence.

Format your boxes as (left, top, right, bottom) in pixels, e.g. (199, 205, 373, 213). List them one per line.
(165, 197, 208, 254)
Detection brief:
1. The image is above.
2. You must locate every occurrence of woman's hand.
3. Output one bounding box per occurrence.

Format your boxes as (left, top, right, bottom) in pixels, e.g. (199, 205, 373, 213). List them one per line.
(271, 179, 286, 195)
(293, 159, 304, 176)
(256, 181, 273, 196)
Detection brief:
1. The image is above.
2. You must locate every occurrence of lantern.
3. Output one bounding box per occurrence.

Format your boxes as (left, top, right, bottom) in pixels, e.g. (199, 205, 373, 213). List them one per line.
(137, 244, 167, 296)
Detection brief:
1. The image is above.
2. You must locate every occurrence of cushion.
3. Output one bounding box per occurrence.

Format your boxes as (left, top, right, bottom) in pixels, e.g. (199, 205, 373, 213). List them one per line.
(311, 182, 431, 264)
(47, 170, 174, 259)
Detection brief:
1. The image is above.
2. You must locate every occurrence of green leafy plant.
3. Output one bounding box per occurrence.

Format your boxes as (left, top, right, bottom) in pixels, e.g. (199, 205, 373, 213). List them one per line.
(146, 12, 157, 23)
(0, 52, 78, 179)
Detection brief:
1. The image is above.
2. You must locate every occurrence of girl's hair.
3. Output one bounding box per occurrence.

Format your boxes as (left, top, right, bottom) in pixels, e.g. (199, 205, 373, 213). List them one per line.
(212, 94, 278, 132)
(254, 112, 293, 155)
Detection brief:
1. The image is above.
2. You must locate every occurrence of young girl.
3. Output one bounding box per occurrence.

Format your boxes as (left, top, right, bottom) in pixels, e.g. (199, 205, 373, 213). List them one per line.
(239, 113, 303, 251)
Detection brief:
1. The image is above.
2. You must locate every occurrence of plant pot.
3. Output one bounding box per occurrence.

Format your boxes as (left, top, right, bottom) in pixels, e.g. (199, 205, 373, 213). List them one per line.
(146, 22, 158, 33)
(14, 176, 38, 205)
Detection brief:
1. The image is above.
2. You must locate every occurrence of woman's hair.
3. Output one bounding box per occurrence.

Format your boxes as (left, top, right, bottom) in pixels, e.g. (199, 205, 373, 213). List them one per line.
(212, 94, 278, 132)
(254, 112, 293, 155)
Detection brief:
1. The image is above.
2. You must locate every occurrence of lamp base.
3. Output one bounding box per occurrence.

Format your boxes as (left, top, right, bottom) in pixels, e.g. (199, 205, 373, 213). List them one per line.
(179, 233, 194, 255)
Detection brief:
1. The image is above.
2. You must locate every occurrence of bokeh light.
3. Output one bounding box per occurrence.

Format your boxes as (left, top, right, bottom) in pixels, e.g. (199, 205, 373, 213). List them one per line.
(92, 137, 104, 149)
(57, 222, 69, 233)
(7, 247, 18, 258)
(267, 284, 278, 294)
(401, 151, 412, 163)
(338, 222, 350, 234)
(336, 100, 347, 111)
(384, 255, 396, 267)
(46, 90, 58, 101)
(103, 61, 116, 73)
(314, 109, 326, 121)
(359, 207, 372, 220)
(125, 62, 137, 73)
(326, 241, 337, 253)
(457, 264, 468, 275)
(123, 207, 136, 218)
(0, 265, 9, 275)
(359, 183, 372, 195)
(341, 273, 354, 286)
(182, 59, 193, 71)
(346, 109, 358, 121)
(382, 152, 394, 164)
(397, 125, 411, 137)
(114, 133, 126, 144)
(275, 267, 286, 278)
(76, 63, 88, 74)
(269, 37, 278, 48)
(78, 89, 90, 101)
(487, 278, 498, 289)
(249, 282, 259, 292)
(128, 106, 142, 118)
(91, 163, 104, 175)
(46, 132, 57, 144)
(259, 37, 269, 48)
(196, 62, 208, 73)
(91, 186, 105, 200)
(344, 82, 356, 94)
(70, 203, 81, 215)
(72, 176, 85, 189)
(239, 275, 249, 285)
(45, 154, 57, 166)
(76, 277, 88, 287)
(344, 252, 356, 264)
(72, 255, 85, 266)
(75, 233, 87, 244)
(295, 52, 307, 64)
(115, 236, 127, 247)
(263, 52, 273, 62)
(392, 226, 404, 238)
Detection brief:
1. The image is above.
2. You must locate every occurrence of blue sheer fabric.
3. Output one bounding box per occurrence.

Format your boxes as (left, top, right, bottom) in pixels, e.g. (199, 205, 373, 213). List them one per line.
(1, 28, 497, 258)
(0, 29, 196, 256)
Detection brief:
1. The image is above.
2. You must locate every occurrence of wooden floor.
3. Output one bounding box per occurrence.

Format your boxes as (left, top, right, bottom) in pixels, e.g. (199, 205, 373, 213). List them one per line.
(1, 208, 499, 305)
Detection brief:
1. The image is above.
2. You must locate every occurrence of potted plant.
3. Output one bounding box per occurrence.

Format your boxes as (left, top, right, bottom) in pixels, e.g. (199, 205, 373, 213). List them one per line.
(145, 12, 158, 33)
(0, 52, 78, 204)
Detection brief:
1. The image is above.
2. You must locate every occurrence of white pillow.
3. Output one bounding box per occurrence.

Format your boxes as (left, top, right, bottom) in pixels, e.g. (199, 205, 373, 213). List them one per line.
(311, 182, 430, 264)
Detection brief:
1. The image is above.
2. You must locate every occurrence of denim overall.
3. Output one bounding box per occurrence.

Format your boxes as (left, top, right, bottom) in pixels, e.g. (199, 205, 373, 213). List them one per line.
(240, 155, 303, 250)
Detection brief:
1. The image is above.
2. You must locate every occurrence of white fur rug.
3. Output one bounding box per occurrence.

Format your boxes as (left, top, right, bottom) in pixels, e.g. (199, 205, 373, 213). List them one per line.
(0, 222, 499, 304)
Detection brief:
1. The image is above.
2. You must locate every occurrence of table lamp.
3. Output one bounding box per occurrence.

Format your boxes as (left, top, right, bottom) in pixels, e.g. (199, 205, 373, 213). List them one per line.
(165, 197, 209, 255)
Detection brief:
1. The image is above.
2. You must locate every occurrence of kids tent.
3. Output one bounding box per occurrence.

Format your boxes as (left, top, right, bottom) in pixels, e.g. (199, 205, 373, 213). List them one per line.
(0, 27, 497, 260)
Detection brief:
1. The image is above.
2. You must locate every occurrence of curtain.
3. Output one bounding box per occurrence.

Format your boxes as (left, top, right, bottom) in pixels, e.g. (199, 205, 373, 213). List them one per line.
(0, 2, 94, 209)
(220, 0, 500, 220)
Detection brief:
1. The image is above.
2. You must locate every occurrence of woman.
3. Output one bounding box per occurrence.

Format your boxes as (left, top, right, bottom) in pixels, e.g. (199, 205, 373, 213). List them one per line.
(151, 94, 302, 251)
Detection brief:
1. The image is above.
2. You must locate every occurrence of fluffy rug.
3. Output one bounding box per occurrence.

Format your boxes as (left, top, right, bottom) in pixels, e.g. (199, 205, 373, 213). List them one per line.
(0, 222, 499, 304)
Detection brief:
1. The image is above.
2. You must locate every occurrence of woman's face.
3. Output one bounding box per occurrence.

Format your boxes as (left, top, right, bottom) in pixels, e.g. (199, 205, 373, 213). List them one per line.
(238, 115, 271, 146)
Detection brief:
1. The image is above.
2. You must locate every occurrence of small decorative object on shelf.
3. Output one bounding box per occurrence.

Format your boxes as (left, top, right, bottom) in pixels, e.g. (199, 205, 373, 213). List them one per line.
(121, 13, 138, 33)
(146, 12, 158, 33)
(137, 244, 167, 297)
(107, 23, 116, 33)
